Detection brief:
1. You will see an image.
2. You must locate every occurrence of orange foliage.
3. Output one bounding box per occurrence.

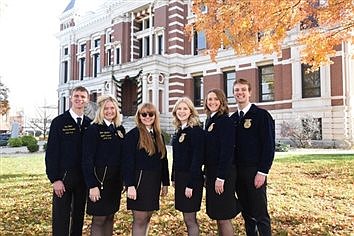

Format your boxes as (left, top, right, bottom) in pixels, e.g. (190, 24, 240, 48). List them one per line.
(189, 0, 354, 70)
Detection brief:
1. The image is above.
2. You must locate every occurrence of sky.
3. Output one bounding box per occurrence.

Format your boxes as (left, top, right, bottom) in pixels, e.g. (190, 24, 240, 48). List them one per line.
(0, 0, 101, 118)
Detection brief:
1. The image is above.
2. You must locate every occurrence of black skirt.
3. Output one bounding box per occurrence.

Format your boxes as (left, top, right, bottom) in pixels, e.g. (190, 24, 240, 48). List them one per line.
(174, 172, 203, 213)
(86, 166, 123, 216)
(205, 165, 241, 220)
(127, 170, 162, 211)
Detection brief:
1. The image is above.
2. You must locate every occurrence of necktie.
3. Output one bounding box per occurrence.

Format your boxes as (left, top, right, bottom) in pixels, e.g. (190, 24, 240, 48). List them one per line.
(239, 111, 244, 120)
(109, 124, 115, 134)
(76, 117, 82, 130)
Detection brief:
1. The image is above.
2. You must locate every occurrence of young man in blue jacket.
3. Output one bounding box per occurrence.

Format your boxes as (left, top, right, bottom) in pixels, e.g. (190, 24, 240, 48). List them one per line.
(231, 78, 275, 236)
(45, 86, 91, 235)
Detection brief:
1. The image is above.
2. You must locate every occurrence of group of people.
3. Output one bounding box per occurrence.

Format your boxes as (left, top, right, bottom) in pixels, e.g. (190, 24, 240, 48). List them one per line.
(45, 78, 275, 236)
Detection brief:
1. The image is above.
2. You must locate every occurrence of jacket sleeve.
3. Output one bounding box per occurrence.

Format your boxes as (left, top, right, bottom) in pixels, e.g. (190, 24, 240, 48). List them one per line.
(187, 126, 205, 189)
(161, 135, 170, 186)
(82, 125, 99, 188)
(259, 110, 275, 174)
(216, 116, 235, 179)
(123, 128, 138, 187)
(45, 118, 62, 183)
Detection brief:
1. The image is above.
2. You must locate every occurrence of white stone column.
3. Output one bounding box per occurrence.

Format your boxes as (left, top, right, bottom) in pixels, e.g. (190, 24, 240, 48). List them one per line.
(152, 73, 159, 109)
(130, 12, 135, 62)
(142, 75, 148, 103)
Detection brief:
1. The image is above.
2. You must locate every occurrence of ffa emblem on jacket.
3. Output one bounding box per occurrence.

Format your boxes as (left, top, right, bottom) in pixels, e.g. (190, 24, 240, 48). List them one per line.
(208, 123, 215, 132)
(244, 119, 252, 128)
(179, 133, 186, 143)
(117, 130, 124, 138)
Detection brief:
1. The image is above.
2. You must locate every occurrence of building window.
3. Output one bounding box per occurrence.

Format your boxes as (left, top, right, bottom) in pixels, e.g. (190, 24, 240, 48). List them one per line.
(93, 53, 100, 77)
(94, 38, 100, 48)
(259, 65, 275, 102)
(107, 49, 112, 65)
(193, 75, 203, 107)
(223, 71, 235, 104)
(138, 38, 143, 58)
(144, 18, 150, 30)
(144, 36, 150, 56)
(79, 58, 85, 80)
(193, 31, 206, 55)
(80, 43, 86, 52)
(302, 117, 322, 140)
(302, 64, 320, 98)
(64, 47, 68, 55)
(157, 35, 163, 55)
(116, 48, 120, 64)
(63, 61, 68, 83)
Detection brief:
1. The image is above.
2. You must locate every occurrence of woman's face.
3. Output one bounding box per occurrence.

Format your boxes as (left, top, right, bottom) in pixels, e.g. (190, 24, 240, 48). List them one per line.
(176, 102, 191, 124)
(139, 110, 155, 128)
(103, 101, 116, 122)
(206, 92, 221, 113)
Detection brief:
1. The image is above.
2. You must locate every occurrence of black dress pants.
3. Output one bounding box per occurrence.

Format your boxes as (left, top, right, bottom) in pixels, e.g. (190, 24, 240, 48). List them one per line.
(236, 166, 271, 236)
(52, 170, 86, 236)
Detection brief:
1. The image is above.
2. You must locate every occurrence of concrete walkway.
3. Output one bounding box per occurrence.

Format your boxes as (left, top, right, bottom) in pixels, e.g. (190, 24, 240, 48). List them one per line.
(1, 144, 354, 156)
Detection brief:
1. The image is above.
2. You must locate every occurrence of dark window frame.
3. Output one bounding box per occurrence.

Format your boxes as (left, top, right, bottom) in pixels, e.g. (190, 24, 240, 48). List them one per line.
(259, 65, 275, 102)
(302, 64, 321, 98)
(223, 71, 236, 104)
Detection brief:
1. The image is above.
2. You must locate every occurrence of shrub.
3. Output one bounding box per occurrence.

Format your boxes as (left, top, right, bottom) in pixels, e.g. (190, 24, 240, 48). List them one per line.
(27, 143, 39, 153)
(8, 138, 23, 147)
(161, 130, 171, 145)
(21, 135, 37, 146)
(275, 142, 289, 152)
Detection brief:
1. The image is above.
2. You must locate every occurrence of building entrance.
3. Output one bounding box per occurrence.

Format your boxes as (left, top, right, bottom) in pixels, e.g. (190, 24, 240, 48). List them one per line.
(121, 79, 138, 116)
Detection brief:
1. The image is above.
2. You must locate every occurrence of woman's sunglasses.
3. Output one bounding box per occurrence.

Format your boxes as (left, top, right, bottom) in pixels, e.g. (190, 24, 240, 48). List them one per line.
(140, 112, 155, 118)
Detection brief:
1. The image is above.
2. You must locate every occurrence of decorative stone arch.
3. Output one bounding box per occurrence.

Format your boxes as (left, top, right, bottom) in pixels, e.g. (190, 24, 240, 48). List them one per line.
(119, 70, 143, 116)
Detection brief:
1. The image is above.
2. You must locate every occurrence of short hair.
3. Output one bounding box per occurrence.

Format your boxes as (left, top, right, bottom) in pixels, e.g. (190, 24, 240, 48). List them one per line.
(204, 88, 229, 116)
(71, 86, 89, 96)
(172, 97, 200, 129)
(92, 95, 121, 126)
(233, 78, 251, 91)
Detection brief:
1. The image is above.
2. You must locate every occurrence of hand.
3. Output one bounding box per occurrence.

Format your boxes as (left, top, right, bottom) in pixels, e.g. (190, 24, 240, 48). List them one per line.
(185, 187, 193, 198)
(214, 179, 224, 195)
(127, 186, 137, 200)
(53, 180, 65, 198)
(254, 173, 266, 189)
(161, 186, 168, 197)
(89, 187, 101, 202)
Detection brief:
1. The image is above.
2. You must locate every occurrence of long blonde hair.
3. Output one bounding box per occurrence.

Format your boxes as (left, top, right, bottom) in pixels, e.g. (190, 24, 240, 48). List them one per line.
(134, 103, 166, 157)
(92, 95, 122, 126)
(172, 97, 200, 129)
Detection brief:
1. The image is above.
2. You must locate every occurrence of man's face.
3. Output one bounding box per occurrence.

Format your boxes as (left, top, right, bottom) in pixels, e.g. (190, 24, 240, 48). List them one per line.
(233, 83, 251, 104)
(70, 90, 88, 110)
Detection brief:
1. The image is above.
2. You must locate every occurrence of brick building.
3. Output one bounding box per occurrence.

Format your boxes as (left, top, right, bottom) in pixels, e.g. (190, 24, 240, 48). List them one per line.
(56, 0, 354, 147)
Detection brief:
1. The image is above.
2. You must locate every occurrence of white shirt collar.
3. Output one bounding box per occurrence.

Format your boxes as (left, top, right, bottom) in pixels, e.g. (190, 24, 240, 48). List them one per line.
(210, 112, 217, 118)
(146, 127, 153, 133)
(181, 123, 188, 130)
(69, 108, 83, 120)
(104, 119, 113, 127)
(238, 103, 252, 115)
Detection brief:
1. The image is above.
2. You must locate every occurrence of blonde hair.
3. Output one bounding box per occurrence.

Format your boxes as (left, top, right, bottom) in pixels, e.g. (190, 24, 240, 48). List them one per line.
(204, 89, 229, 116)
(134, 103, 166, 157)
(92, 95, 122, 126)
(172, 97, 200, 129)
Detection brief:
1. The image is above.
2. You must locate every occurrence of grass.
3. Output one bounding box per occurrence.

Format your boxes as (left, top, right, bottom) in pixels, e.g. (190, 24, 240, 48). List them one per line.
(0, 152, 353, 235)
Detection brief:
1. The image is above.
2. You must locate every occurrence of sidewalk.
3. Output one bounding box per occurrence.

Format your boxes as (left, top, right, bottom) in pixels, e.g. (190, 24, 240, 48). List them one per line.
(1, 144, 354, 156)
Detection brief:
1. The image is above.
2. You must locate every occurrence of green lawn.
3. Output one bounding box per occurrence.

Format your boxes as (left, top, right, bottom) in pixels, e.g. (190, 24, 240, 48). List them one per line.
(0, 152, 353, 235)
